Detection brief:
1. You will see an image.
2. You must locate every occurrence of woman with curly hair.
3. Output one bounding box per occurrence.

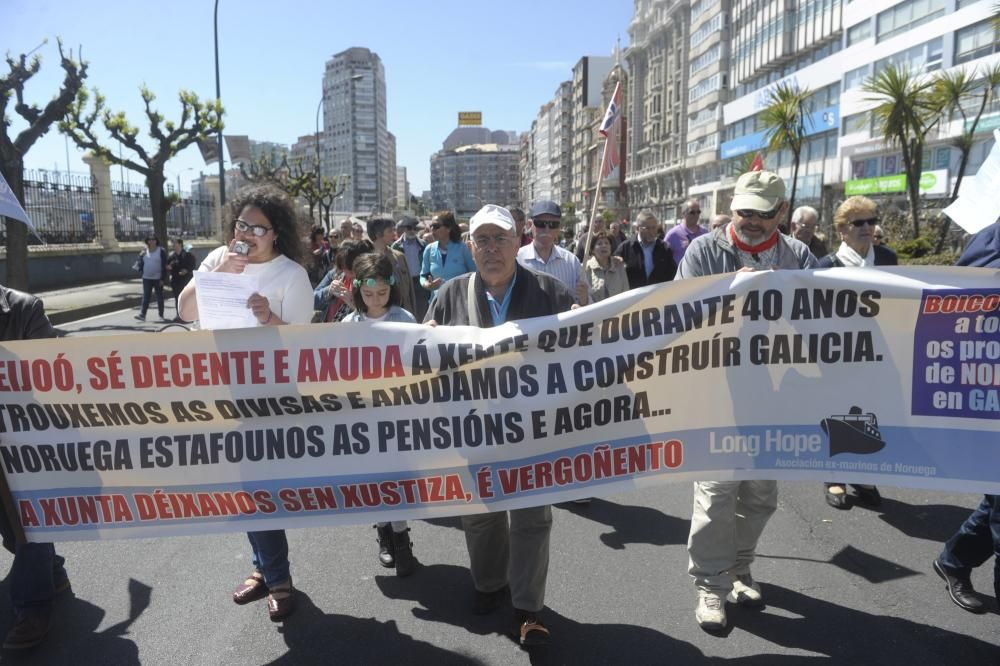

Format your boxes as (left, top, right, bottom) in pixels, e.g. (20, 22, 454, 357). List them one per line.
(178, 184, 313, 620)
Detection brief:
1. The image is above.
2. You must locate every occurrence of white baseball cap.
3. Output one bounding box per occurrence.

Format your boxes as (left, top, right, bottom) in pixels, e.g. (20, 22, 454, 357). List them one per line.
(469, 204, 515, 234)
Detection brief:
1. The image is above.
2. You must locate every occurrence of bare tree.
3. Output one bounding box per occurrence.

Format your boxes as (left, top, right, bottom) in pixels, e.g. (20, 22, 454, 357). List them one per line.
(61, 86, 223, 244)
(0, 39, 87, 289)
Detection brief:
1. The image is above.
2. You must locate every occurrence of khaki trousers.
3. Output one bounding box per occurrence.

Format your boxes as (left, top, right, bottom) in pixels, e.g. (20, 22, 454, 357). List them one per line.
(461, 505, 552, 612)
(687, 480, 778, 595)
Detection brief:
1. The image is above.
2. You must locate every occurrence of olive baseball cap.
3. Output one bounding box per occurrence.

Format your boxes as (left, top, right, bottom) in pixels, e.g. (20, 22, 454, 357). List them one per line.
(731, 171, 785, 211)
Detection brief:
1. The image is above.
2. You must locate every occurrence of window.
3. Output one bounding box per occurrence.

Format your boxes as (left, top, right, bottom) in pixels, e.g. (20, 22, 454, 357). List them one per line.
(876, 0, 946, 42)
(689, 73, 723, 102)
(955, 20, 1000, 64)
(847, 20, 871, 45)
(687, 134, 719, 156)
(875, 38, 943, 76)
(691, 12, 724, 48)
(690, 44, 721, 76)
(842, 112, 871, 136)
(844, 64, 870, 90)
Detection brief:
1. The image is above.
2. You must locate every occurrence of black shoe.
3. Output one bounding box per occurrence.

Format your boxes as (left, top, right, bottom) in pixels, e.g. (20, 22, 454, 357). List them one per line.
(852, 484, 881, 507)
(392, 528, 417, 577)
(514, 609, 550, 648)
(933, 558, 986, 613)
(375, 524, 395, 568)
(473, 585, 508, 615)
(824, 484, 849, 509)
(134, 314, 146, 321)
(3, 610, 50, 650)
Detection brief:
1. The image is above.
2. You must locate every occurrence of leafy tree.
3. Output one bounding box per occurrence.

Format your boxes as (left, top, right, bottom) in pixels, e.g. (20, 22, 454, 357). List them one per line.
(759, 82, 812, 217)
(0, 39, 87, 289)
(862, 64, 944, 237)
(61, 86, 223, 244)
(316, 175, 348, 231)
(931, 63, 1000, 251)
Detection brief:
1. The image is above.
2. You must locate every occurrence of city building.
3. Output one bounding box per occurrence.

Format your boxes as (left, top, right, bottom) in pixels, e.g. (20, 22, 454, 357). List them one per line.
(248, 140, 289, 165)
(524, 81, 574, 206)
(625, 0, 692, 223)
(289, 134, 319, 172)
(430, 137, 521, 218)
(396, 166, 410, 211)
(322, 47, 395, 213)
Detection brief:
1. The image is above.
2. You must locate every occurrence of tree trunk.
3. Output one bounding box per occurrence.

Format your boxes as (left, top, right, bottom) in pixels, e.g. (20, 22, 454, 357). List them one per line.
(147, 170, 168, 244)
(907, 143, 923, 238)
(1, 158, 29, 290)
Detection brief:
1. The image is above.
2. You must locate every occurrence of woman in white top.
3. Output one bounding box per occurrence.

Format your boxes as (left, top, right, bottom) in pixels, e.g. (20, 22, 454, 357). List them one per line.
(178, 185, 312, 621)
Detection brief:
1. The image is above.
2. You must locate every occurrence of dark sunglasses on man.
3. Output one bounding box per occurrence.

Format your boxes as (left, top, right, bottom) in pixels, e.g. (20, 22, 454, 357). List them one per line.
(734, 207, 782, 220)
(533, 220, 561, 229)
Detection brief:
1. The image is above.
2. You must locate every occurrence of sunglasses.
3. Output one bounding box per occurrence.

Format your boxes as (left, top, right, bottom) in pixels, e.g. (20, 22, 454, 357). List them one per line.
(430, 223, 443, 230)
(735, 207, 782, 220)
(358, 276, 396, 287)
(235, 219, 273, 237)
(534, 220, 561, 230)
(850, 218, 879, 227)
(686, 209, 702, 215)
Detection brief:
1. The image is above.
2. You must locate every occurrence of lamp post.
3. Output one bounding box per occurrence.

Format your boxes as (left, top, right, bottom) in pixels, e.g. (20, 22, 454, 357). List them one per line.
(315, 93, 324, 192)
(213, 0, 225, 207)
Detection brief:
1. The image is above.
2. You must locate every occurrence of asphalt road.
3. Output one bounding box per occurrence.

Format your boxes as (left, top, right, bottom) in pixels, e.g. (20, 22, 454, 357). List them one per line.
(0, 309, 993, 665)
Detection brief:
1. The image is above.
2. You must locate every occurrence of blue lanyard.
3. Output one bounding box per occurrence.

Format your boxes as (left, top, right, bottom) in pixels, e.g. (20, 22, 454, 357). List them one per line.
(486, 272, 517, 325)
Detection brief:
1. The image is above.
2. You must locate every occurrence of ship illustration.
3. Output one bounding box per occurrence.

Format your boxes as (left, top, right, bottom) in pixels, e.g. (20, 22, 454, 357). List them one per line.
(821, 406, 886, 456)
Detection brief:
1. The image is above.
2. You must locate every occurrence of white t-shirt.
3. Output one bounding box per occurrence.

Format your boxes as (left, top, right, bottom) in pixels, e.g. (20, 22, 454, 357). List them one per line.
(197, 245, 314, 326)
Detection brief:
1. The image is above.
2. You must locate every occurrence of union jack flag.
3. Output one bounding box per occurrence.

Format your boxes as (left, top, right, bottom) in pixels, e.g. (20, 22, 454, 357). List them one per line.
(598, 82, 622, 179)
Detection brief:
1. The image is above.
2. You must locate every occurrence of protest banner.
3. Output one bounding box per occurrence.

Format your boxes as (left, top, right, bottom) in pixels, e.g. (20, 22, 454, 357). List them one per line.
(0, 266, 998, 542)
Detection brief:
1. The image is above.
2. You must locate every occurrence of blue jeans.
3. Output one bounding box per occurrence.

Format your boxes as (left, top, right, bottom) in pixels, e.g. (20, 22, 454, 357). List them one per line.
(10, 542, 67, 616)
(939, 494, 999, 600)
(140, 278, 164, 317)
(247, 530, 290, 586)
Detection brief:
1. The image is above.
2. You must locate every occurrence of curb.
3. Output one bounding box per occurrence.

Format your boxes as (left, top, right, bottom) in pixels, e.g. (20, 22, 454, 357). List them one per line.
(49, 295, 144, 326)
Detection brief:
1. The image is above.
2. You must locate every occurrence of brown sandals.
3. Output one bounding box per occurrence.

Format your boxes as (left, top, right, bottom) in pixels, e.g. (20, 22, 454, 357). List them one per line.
(232, 571, 268, 605)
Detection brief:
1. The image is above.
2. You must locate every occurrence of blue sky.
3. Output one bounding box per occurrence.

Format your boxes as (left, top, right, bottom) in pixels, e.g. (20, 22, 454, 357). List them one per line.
(4, 0, 633, 194)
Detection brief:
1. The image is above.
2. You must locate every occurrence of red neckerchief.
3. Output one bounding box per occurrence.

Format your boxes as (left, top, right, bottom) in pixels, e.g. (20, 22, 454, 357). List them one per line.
(728, 225, 779, 254)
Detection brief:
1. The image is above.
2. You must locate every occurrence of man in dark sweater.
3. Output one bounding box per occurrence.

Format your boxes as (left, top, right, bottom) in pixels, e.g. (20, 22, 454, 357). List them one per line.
(615, 209, 677, 288)
(425, 204, 574, 650)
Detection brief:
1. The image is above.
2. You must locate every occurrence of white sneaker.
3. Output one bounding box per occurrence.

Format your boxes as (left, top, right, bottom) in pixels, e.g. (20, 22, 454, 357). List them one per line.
(695, 592, 727, 630)
(728, 574, 763, 608)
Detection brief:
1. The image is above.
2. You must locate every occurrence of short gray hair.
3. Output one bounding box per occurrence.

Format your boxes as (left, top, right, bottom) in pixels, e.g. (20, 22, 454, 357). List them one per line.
(791, 206, 819, 225)
(636, 209, 659, 228)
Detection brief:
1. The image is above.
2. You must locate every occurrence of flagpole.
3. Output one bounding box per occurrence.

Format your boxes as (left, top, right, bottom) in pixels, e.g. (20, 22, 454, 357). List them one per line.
(584, 138, 611, 261)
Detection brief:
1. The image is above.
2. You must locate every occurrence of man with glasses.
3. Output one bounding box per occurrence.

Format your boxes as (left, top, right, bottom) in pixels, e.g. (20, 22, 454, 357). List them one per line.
(367, 216, 417, 319)
(664, 199, 708, 264)
(678, 170, 816, 633)
(425, 204, 574, 650)
(615, 210, 677, 289)
(517, 201, 589, 304)
(392, 216, 429, 320)
(791, 206, 829, 259)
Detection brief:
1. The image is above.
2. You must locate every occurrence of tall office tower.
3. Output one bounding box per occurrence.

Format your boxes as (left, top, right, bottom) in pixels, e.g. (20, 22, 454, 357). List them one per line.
(322, 47, 394, 213)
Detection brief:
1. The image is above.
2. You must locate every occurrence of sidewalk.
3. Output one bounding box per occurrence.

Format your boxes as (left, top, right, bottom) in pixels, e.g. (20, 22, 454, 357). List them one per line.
(35, 279, 146, 325)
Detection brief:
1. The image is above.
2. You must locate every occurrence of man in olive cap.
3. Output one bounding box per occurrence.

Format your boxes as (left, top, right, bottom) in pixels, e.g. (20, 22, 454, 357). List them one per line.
(678, 170, 816, 633)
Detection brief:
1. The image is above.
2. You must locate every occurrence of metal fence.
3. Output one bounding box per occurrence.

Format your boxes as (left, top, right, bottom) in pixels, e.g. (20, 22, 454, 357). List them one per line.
(112, 180, 215, 242)
(15, 170, 97, 245)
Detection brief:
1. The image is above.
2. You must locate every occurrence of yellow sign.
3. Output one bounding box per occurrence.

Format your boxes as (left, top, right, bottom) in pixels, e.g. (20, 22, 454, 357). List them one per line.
(458, 112, 482, 126)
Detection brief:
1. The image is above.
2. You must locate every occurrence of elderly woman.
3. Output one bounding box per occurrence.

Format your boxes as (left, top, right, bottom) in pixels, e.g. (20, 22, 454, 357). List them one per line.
(581, 231, 630, 302)
(419, 210, 476, 299)
(178, 185, 313, 620)
(817, 196, 897, 509)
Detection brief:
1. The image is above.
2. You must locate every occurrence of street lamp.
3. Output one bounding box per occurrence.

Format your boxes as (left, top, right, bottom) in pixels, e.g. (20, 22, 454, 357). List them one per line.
(315, 92, 324, 191)
(213, 0, 225, 208)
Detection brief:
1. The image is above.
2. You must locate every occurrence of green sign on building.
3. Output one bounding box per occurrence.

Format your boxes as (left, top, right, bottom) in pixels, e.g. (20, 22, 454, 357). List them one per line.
(845, 170, 948, 196)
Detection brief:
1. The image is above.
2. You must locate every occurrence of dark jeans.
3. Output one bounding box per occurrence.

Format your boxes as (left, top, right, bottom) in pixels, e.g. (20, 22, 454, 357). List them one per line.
(411, 276, 430, 321)
(140, 278, 165, 317)
(10, 543, 67, 616)
(939, 494, 999, 600)
(247, 530, 290, 586)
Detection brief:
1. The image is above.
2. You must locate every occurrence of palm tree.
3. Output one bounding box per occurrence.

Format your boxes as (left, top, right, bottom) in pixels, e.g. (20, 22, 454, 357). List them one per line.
(931, 63, 1000, 251)
(759, 82, 812, 217)
(862, 64, 945, 237)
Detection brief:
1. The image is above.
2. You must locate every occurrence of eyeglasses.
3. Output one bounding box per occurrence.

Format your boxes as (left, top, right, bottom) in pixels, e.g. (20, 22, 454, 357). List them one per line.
(235, 219, 273, 237)
(850, 218, 879, 227)
(430, 223, 443, 230)
(533, 221, 561, 230)
(735, 207, 782, 220)
(472, 234, 514, 249)
(358, 276, 396, 287)
(686, 209, 702, 216)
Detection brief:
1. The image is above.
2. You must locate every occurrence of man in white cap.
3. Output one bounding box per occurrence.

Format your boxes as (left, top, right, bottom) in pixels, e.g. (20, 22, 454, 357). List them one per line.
(678, 170, 816, 632)
(426, 204, 574, 649)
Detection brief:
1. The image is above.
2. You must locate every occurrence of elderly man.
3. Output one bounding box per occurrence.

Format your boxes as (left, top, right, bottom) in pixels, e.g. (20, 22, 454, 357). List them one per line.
(0, 284, 72, 649)
(791, 206, 828, 259)
(573, 216, 608, 261)
(426, 204, 574, 648)
(678, 170, 816, 632)
(664, 199, 708, 264)
(615, 209, 677, 288)
(391, 215, 429, 319)
(508, 206, 532, 248)
(710, 214, 731, 231)
(517, 201, 589, 303)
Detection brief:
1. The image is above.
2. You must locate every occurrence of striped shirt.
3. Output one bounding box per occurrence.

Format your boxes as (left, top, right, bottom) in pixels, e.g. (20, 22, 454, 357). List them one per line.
(517, 243, 587, 303)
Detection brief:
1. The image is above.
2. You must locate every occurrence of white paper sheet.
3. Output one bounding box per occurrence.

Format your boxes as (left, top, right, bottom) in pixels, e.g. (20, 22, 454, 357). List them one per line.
(943, 129, 1000, 234)
(193, 271, 261, 330)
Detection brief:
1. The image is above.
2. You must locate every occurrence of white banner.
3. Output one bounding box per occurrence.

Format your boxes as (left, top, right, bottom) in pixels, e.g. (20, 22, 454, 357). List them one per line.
(1, 266, 999, 542)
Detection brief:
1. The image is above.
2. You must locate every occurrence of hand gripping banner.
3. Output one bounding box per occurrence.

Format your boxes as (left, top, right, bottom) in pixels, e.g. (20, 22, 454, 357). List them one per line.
(0, 266, 998, 542)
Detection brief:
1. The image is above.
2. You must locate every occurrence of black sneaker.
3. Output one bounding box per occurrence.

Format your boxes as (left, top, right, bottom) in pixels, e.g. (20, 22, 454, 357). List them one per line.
(473, 585, 508, 615)
(375, 524, 394, 568)
(933, 558, 986, 613)
(392, 528, 417, 577)
(134, 314, 146, 321)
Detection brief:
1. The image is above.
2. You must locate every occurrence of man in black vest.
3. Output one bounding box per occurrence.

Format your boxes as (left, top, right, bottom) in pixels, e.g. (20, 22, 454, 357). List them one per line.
(615, 209, 677, 288)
